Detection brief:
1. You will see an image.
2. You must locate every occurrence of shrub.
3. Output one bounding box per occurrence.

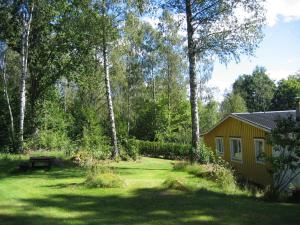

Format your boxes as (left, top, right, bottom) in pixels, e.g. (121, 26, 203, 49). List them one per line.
(84, 162, 125, 188)
(120, 138, 139, 161)
(173, 161, 189, 171)
(25, 130, 71, 151)
(81, 125, 111, 160)
(131, 139, 191, 160)
(162, 177, 191, 192)
(198, 141, 215, 164)
(186, 164, 205, 177)
(85, 172, 125, 188)
(212, 159, 237, 192)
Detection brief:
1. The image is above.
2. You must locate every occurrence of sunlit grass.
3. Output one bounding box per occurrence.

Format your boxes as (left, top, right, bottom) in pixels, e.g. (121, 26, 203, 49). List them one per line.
(0, 153, 299, 225)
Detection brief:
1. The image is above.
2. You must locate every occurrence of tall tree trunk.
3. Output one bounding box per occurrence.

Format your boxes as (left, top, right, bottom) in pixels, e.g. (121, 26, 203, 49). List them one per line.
(101, 1, 119, 159)
(29, 73, 38, 135)
(126, 56, 131, 136)
(167, 63, 171, 128)
(103, 42, 119, 159)
(127, 74, 130, 136)
(151, 64, 157, 136)
(185, 0, 200, 152)
(19, 6, 33, 152)
(2, 57, 16, 151)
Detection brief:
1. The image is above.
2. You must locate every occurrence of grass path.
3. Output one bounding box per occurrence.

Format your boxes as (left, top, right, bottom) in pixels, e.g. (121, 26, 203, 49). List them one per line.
(0, 154, 299, 225)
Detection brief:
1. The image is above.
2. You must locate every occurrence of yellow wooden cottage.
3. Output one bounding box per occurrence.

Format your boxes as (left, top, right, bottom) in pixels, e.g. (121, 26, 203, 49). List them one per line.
(202, 110, 298, 186)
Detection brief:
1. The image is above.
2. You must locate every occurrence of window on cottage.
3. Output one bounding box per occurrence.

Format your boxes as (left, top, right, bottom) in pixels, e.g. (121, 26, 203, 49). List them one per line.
(230, 138, 242, 161)
(215, 137, 224, 156)
(254, 139, 265, 163)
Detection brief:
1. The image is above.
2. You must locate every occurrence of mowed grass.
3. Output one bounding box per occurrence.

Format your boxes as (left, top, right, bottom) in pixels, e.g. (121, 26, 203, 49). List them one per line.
(0, 153, 299, 225)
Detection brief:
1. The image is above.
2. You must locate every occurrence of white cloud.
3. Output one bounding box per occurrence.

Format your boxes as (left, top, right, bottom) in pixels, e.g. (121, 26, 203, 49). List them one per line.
(267, 69, 298, 81)
(265, 0, 300, 26)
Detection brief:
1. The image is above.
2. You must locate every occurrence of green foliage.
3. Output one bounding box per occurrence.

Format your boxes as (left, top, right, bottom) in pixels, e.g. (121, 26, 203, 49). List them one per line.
(25, 90, 72, 151)
(84, 159, 125, 188)
(189, 140, 214, 164)
(198, 141, 215, 164)
(119, 138, 139, 161)
(271, 74, 300, 110)
(172, 161, 189, 171)
(25, 130, 71, 151)
(266, 116, 300, 199)
(186, 164, 205, 177)
(80, 107, 111, 160)
(85, 171, 125, 188)
(212, 159, 237, 192)
(220, 92, 248, 117)
(199, 100, 220, 133)
(131, 139, 191, 160)
(173, 158, 238, 193)
(233, 66, 276, 112)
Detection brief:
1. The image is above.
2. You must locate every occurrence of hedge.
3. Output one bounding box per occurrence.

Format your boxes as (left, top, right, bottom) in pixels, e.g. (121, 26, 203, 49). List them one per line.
(129, 139, 191, 160)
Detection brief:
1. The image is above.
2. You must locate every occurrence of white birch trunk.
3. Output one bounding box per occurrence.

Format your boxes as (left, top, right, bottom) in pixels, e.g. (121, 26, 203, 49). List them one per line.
(2, 56, 16, 150)
(185, 0, 200, 152)
(19, 4, 34, 152)
(101, 0, 119, 159)
(103, 42, 119, 158)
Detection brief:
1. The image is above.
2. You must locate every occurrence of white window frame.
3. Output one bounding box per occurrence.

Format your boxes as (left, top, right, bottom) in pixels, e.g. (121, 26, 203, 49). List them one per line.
(230, 137, 242, 163)
(215, 137, 224, 156)
(254, 138, 265, 164)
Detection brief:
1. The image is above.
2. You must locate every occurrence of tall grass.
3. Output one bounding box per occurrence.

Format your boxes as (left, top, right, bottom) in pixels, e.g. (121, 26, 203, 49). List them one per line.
(84, 160, 125, 188)
(173, 160, 238, 193)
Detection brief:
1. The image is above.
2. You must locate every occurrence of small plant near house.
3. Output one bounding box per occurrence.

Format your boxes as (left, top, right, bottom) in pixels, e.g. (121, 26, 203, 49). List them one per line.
(211, 158, 238, 192)
(173, 158, 238, 193)
(198, 141, 215, 164)
(186, 164, 205, 177)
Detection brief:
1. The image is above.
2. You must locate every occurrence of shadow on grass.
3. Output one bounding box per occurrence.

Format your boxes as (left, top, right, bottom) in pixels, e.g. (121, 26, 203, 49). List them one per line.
(1, 187, 299, 225)
(0, 156, 84, 180)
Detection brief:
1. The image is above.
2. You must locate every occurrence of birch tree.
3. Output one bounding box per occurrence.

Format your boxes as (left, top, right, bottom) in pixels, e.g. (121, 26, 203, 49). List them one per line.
(18, 1, 34, 152)
(0, 43, 16, 150)
(95, 0, 121, 159)
(164, 0, 265, 156)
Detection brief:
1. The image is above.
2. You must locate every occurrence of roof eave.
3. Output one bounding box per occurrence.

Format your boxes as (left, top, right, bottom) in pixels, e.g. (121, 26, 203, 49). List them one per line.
(201, 114, 271, 136)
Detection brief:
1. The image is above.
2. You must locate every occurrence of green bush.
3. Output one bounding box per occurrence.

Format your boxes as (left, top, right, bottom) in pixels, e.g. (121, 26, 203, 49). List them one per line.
(81, 126, 111, 160)
(24, 89, 73, 151)
(120, 138, 139, 161)
(186, 164, 205, 177)
(25, 130, 71, 151)
(198, 141, 215, 164)
(85, 172, 125, 188)
(173, 161, 189, 171)
(212, 159, 237, 192)
(84, 162, 125, 188)
(130, 139, 191, 160)
(162, 177, 191, 192)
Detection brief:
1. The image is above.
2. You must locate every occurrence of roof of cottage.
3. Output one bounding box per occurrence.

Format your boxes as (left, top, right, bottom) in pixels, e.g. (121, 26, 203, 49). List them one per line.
(202, 110, 296, 135)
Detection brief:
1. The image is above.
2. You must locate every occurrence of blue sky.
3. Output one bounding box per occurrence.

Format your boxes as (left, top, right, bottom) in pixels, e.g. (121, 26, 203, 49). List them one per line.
(209, 0, 300, 101)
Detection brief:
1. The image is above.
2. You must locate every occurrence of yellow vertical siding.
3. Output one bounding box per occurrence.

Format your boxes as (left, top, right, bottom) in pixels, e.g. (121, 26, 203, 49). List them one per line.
(203, 117, 272, 185)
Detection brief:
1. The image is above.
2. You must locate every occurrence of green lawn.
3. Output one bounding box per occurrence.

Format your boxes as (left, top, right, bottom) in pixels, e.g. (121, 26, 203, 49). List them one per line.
(0, 153, 299, 225)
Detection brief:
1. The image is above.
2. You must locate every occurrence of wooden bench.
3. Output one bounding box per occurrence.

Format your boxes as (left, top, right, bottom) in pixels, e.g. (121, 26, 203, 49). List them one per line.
(29, 156, 56, 169)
